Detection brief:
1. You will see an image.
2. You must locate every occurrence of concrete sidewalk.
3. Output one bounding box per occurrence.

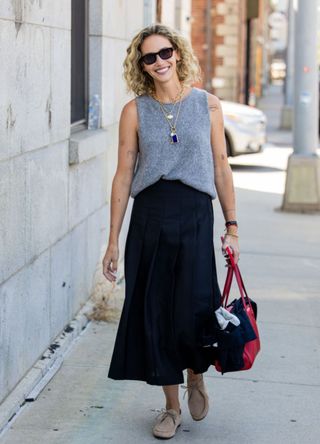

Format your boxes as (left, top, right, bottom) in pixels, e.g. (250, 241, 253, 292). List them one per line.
(1, 87, 320, 444)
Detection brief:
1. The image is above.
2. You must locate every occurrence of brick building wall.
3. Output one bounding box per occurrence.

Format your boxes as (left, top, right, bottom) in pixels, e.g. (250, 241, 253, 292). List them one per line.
(214, 0, 243, 100)
(190, 0, 209, 89)
(191, 0, 268, 103)
(191, 0, 246, 101)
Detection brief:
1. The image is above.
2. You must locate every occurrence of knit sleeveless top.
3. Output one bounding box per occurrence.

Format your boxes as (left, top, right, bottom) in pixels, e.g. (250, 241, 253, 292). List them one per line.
(130, 87, 217, 200)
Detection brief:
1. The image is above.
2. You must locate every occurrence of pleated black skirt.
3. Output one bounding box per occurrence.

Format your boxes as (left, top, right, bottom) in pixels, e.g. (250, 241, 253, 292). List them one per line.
(108, 178, 221, 386)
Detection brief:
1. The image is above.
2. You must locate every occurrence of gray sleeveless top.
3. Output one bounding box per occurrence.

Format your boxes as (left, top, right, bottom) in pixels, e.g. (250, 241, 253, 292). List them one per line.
(130, 87, 217, 200)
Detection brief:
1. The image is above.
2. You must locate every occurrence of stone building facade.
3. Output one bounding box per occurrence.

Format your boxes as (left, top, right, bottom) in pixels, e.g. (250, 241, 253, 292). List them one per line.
(0, 0, 193, 426)
(0, 0, 144, 417)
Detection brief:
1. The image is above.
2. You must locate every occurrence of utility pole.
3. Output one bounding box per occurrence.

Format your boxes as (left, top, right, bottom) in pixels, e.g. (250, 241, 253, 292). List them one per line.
(282, 0, 320, 212)
(281, 0, 294, 129)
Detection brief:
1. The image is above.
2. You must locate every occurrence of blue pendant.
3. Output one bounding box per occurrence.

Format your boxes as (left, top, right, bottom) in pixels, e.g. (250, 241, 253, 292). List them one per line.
(170, 131, 178, 144)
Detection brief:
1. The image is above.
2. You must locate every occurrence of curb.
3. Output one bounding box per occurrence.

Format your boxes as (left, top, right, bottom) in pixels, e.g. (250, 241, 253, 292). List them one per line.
(0, 307, 91, 435)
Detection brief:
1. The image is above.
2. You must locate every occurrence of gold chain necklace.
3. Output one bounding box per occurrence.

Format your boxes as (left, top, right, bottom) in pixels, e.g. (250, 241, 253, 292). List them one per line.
(151, 87, 183, 119)
(157, 88, 183, 119)
(152, 87, 185, 144)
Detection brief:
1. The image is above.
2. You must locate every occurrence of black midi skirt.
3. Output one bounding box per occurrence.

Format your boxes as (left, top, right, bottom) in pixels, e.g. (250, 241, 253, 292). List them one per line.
(108, 179, 221, 386)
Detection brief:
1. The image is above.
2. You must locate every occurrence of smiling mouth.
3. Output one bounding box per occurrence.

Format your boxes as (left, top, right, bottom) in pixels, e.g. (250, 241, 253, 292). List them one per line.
(155, 66, 170, 74)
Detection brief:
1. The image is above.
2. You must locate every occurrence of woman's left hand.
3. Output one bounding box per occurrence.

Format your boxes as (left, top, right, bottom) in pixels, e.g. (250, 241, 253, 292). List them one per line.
(221, 234, 240, 264)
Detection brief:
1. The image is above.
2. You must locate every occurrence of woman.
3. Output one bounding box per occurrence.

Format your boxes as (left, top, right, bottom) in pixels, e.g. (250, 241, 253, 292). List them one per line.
(102, 24, 239, 439)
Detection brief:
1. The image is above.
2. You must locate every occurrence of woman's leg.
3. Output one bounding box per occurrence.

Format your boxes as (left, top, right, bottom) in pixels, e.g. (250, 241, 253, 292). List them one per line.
(186, 368, 209, 421)
(187, 368, 203, 384)
(153, 385, 181, 438)
(162, 384, 180, 412)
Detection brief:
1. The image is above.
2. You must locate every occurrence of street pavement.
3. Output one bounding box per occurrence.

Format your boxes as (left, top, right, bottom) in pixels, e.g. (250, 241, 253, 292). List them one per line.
(1, 85, 320, 444)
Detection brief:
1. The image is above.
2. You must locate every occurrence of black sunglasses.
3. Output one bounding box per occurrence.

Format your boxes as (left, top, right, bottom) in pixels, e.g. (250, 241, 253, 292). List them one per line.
(140, 47, 174, 65)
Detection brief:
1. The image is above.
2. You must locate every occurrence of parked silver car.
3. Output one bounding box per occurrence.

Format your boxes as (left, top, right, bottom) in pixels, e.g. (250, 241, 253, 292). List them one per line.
(221, 101, 267, 157)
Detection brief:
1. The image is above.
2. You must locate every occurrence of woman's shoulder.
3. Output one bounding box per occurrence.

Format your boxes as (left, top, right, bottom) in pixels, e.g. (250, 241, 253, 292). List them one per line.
(121, 97, 139, 117)
(120, 98, 139, 130)
(191, 87, 221, 110)
(194, 87, 220, 105)
(122, 94, 150, 112)
(123, 97, 137, 109)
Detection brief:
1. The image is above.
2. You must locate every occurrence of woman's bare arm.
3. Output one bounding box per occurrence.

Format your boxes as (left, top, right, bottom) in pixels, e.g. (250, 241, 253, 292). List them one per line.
(103, 99, 139, 281)
(207, 93, 239, 262)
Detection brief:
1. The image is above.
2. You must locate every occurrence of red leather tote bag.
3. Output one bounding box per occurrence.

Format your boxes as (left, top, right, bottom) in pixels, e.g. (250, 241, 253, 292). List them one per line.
(214, 246, 261, 373)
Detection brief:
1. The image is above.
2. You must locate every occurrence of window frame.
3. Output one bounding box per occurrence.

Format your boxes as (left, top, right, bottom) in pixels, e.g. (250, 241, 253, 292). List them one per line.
(71, 0, 89, 131)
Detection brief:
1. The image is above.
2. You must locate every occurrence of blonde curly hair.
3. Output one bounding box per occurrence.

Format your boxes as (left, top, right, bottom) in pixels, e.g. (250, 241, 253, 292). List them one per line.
(123, 23, 202, 96)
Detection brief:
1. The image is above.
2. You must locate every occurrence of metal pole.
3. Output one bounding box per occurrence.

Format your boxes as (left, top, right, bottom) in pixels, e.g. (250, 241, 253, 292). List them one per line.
(261, 1, 270, 93)
(282, 0, 320, 211)
(284, 0, 294, 107)
(281, 0, 294, 128)
(293, 0, 318, 155)
(245, 18, 251, 105)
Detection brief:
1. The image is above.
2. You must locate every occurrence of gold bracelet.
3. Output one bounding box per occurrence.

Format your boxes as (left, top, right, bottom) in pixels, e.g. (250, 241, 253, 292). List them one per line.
(225, 232, 239, 238)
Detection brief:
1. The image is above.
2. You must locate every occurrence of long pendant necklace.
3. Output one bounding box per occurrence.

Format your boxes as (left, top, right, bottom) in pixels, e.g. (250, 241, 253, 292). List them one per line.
(153, 87, 184, 144)
(159, 98, 183, 144)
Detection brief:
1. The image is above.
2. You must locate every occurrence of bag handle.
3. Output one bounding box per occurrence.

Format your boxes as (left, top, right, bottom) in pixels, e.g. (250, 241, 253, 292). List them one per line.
(220, 235, 237, 306)
(221, 265, 233, 304)
(220, 239, 252, 311)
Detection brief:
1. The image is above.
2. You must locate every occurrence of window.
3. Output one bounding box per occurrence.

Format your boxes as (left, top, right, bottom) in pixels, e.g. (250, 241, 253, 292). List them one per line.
(71, 0, 88, 126)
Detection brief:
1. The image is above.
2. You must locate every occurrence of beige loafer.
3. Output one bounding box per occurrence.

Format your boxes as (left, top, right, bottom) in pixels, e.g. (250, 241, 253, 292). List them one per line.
(182, 373, 209, 421)
(152, 408, 182, 439)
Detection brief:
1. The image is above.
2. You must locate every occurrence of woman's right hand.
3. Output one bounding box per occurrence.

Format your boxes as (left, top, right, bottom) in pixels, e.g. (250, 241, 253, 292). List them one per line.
(102, 243, 119, 282)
